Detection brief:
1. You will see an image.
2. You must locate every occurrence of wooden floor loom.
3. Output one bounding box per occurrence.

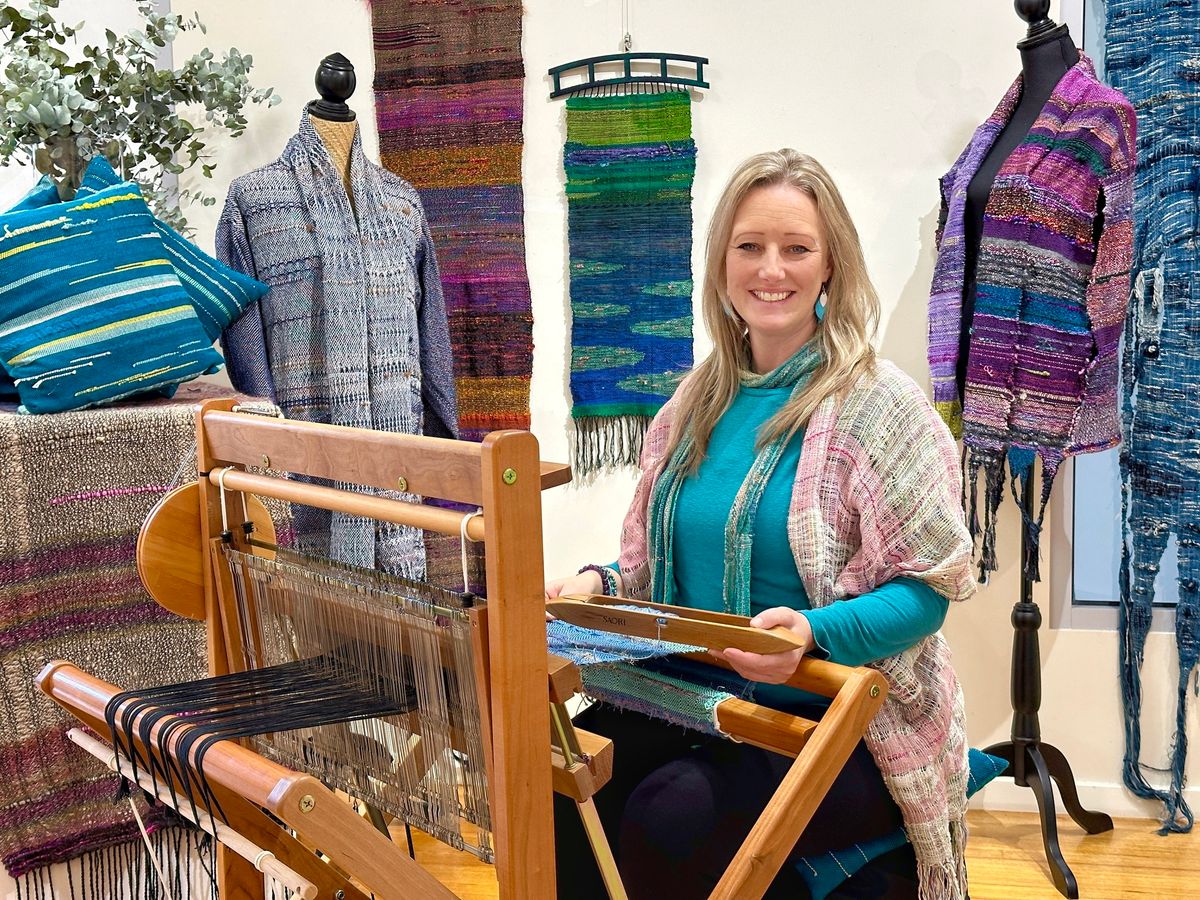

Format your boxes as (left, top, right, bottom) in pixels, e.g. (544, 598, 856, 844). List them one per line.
(37, 399, 889, 899)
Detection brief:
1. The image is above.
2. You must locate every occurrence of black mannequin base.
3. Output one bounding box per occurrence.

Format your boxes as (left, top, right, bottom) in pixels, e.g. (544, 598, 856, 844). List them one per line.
(982, 486, 1113, 898)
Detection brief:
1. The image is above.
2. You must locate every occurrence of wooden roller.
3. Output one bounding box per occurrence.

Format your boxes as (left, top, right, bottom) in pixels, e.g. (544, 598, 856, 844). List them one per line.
(137, 481, 275, 620)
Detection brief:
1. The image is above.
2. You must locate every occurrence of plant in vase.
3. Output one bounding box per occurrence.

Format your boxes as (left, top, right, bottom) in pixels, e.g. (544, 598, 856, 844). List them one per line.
(0, 0, 280, 230)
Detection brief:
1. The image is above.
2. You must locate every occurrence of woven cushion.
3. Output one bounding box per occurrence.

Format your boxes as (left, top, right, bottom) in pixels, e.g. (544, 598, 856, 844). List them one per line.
(36, 156, 268, 342)
(7, 176, 62, 212)
(0, 182, 224, 413)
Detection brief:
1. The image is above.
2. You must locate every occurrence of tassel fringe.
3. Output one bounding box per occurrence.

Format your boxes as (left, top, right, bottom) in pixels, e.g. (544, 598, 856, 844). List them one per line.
(573, 415, 653, 478)
(13, 827, 211, 900)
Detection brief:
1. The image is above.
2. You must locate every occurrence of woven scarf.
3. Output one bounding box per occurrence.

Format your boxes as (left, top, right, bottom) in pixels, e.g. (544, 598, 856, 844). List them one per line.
(564, 91, 697, 474)
(647, 341, 822, 615)
(369, 0, 532, 441)
(1107, 0, 1200, 835)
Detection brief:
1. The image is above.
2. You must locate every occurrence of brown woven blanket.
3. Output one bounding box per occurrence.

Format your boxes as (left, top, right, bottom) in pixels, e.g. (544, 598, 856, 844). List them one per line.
(0, 384, 226, 889)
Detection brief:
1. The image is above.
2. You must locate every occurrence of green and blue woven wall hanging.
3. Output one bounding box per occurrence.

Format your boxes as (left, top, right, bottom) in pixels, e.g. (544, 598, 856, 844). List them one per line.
(563, 90, 698, 475)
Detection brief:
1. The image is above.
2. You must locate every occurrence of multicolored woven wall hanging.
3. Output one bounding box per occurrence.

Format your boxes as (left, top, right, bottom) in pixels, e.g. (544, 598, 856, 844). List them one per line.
(564, 90, 697, 474)
(1107, 0, 1200, 834)
(369, 0, 532, 441)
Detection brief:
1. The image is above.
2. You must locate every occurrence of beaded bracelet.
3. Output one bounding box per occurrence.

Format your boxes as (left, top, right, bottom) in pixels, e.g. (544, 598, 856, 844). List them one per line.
(577, 563, 618, 597)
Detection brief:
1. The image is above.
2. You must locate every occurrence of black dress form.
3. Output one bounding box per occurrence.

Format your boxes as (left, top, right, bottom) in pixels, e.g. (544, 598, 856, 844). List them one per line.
(960, 12, 1113, 899)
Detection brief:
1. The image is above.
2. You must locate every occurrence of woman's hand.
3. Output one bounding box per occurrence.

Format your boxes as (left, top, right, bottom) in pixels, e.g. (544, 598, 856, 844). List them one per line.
(544, 570, 604, 620)
(545, 570, 603, 601)
(710, 607, 815, 685)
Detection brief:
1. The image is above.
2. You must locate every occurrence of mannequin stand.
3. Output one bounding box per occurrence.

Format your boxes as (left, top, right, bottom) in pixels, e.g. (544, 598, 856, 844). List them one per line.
(983, 480, 1114, 898)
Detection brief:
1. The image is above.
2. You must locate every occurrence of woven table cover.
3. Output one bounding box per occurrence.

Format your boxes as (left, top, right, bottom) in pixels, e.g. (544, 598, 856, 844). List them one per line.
(0, 384, 220, 892)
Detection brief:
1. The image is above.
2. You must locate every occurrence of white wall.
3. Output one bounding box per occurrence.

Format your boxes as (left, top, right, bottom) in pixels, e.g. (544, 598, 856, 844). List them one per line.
(2, 7, 1196, 895)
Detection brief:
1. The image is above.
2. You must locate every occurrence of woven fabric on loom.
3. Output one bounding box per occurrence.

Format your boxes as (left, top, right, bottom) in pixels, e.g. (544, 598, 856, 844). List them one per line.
(0, 385, 222, 886)
(548, 618, 745, 736)
(369, 0, 532, 442)
(1107, 0, 1200, 834)
(564, 91, 696, 474)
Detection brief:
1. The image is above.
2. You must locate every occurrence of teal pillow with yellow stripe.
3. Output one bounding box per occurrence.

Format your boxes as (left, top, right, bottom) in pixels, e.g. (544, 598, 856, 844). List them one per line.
(75, 157, 268, 339)
(0, 182, 224, 413)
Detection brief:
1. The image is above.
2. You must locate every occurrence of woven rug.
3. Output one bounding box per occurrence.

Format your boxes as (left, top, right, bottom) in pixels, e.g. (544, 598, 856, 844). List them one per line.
(0, 385, 216, 888)
(563, 91, 697, 474)
(1107, 0, 1200, 834)
(369, 0, 532, 442)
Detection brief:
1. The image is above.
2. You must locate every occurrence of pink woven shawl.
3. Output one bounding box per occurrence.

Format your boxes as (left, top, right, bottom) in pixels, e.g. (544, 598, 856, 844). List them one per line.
(619, 360, 976, 899)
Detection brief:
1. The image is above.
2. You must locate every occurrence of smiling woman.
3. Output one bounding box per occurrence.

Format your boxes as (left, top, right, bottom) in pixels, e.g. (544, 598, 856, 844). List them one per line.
(547, 150, 977, 898)
(724, 183, 832, 373)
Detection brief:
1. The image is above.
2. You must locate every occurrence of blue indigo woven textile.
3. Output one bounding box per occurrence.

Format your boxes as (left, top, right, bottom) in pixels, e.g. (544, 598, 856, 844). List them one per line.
(564, 91, 696, 474)
(1107, 0, 1200, 834)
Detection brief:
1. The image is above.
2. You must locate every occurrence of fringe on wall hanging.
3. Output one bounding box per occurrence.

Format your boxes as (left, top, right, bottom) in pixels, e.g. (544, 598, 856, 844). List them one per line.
(369, 0, 533, 442)
(561, 86, 699, 475)
(1107, 0, 1200, 834)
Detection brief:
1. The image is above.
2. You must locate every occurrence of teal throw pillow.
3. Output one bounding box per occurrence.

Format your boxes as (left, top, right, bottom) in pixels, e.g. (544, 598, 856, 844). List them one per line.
(0, 182, 224, 414)
(7, 176, 62, 212)
(794, 749, 1008, 900)
(75, 157, 267, 340)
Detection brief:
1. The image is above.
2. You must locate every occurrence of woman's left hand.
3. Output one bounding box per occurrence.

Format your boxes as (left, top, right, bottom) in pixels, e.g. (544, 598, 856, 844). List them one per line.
(711, 607, 816, 685)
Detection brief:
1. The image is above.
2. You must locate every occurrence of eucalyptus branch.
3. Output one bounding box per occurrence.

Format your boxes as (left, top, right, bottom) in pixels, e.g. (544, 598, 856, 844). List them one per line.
(0, 0, 280, 230)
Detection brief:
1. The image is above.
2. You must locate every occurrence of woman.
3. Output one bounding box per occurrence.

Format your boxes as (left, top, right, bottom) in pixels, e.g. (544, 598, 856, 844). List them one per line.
(548, 150, 975, 899)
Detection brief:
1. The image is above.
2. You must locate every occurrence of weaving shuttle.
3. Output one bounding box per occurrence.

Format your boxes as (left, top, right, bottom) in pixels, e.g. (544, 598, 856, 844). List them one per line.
(549, 593, 810, 653)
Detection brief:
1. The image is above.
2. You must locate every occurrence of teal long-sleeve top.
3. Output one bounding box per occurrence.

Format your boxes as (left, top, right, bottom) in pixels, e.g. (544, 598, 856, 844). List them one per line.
(671, 382, 948, 706)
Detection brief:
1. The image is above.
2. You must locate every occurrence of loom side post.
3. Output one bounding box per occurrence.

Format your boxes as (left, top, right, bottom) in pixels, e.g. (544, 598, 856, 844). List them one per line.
(480, 430, 557, 899)
(196, 398, 270, 900)
(196, 398, 240, 680)
(709, 666, 889, 899)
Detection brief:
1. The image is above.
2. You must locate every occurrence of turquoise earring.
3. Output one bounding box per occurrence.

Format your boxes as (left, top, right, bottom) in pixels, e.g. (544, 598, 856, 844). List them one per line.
(814, 285, 828, 322)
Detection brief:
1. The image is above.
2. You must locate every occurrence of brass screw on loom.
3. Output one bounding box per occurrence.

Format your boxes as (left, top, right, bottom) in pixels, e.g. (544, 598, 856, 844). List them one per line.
(502, 467, 518, 485)
(396, 476, 408, 492)
(261, 454, 270, 467)
(869, 685, 881, 698)
(298, 794, 316, 813)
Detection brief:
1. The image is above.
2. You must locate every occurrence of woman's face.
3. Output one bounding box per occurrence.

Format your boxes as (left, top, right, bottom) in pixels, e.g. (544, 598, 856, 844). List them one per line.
(724, 183, 833, 373)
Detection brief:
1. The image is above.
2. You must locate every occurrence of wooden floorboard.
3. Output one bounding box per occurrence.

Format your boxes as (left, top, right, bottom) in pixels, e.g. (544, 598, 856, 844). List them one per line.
(396, 810, 1200, 899)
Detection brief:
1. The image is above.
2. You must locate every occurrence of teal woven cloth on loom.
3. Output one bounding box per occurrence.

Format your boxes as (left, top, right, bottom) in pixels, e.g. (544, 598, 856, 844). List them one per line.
(564, 91, 696, 474)
(547, 618, 739, 735)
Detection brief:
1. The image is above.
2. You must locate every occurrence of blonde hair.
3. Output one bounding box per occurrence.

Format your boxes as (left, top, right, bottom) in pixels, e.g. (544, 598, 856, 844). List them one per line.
(664, 149, 880, 472)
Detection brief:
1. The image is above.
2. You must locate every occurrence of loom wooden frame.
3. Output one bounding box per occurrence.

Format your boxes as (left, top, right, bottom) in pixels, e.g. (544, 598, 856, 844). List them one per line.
(37, 399, 890, 899)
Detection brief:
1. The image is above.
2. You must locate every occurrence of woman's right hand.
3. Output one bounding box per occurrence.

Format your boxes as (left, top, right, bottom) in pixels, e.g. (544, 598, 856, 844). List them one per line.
(545, 570, 604, 619)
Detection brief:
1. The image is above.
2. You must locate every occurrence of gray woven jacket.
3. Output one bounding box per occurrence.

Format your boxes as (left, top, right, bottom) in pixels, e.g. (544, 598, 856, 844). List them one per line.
(217, 112, 458, 575)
